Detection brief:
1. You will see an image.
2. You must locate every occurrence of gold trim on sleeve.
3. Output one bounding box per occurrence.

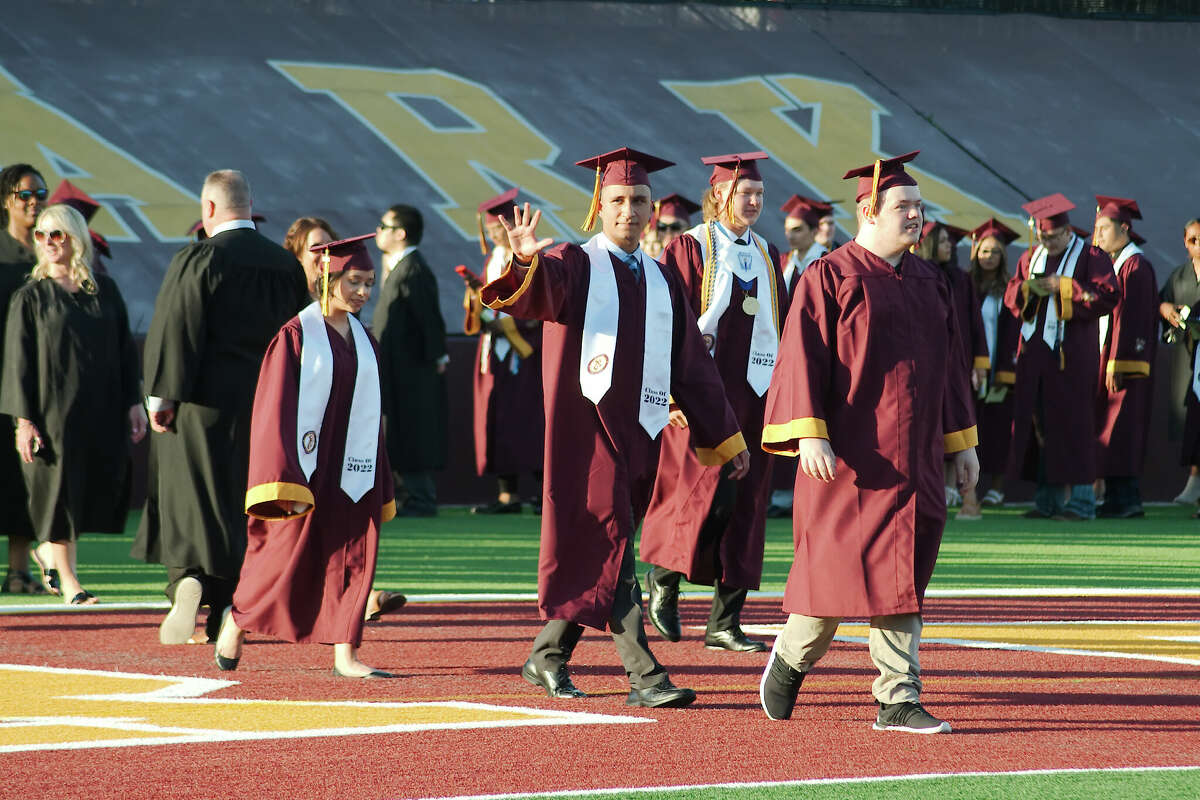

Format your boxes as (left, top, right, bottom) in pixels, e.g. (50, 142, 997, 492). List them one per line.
(245, 482, 315, 520)
(1106, 359, 1150, 377)
(761, 417, 829, 456)
(943, 426, 980, 453)
(483, 254, 539, 311)
(972, 356, 991, 370)
(694, 431, 748, 466)
(381, 499, 396, 523)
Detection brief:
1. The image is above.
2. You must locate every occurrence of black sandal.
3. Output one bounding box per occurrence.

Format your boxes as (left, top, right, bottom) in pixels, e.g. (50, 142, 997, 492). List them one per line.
(2, 570, 48, 595)
(68, 591, 97, 605)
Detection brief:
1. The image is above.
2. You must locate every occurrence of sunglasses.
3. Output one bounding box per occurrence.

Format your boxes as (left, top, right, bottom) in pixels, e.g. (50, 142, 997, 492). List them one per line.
(12, 188, 48, 203)
(33, 229, 67, 245)
(657, 222, 685, 233)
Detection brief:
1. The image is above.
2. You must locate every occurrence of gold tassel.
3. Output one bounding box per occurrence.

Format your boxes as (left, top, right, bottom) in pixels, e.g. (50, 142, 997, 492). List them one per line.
(1092, 204, 1100, 248)
(723, 164, 741, 227)
(477, 212, 488, 255)
(320, 249, 330, 316)
(867, 159, 882, 218)
(581, 165, 602, 231)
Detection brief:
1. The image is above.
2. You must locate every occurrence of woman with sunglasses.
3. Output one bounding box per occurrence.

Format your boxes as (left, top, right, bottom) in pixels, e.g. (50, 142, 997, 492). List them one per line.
(0, 163, 46, 594)
(0, 204, 146, 605)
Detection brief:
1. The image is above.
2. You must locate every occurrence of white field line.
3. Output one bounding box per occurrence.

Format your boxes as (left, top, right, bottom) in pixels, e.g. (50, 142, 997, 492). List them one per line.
(3, 586, 1199, 614)
(403, 765, 1200, 800)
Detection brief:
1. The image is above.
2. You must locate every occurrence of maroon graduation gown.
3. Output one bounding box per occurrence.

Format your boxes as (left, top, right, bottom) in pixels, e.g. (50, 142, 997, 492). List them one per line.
(1095, 251, 1157, 477)
(1003, 240, 1119, 485)
(479, 243, 744, 630)
(231, 315, 395, 647)
(640, 231, 786, 589)
(946, 266, 990, 375)
(470, 290, 545, 476)
(977, 292, 1020, 476)
(762, 242, 976, 618)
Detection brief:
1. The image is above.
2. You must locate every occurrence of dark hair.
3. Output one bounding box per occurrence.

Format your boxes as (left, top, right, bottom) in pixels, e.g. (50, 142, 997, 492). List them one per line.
(0, 163, 46, 227)
(386, 204, 423, 245)
(1185, 218, 1200, 233)
(283, 216, 340, 262)
(969, 236, 1011, 299)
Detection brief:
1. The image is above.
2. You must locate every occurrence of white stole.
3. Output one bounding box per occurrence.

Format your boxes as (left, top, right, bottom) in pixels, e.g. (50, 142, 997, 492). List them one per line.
(1097, 241, 1143, 350)
(782, 241, 827, 290)
(579, 233, 673, 436)
(1021, 234, 1084, 353)
(480, 246, 512, 372)
(690, 222, 780, 397)
(296, 302, 380, 502)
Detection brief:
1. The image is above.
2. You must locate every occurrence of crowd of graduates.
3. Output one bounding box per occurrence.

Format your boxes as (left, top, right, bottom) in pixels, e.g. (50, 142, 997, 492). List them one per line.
(0, 150, 1197, 729)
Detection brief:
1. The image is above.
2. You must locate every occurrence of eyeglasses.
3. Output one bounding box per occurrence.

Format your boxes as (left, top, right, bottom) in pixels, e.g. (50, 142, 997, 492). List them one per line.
(657, 222, 685, 233)
(12, 189, 48, 203)
(33, 229, 66, 245)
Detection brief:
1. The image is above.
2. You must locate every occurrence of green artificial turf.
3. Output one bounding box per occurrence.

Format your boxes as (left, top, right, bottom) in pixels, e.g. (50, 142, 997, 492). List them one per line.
(509, 768, 1200, 800)
(2, 505, 1197, 607)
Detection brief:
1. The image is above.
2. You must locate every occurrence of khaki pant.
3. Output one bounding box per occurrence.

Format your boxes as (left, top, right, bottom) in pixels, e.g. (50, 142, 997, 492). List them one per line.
(776, 612, 923, 704)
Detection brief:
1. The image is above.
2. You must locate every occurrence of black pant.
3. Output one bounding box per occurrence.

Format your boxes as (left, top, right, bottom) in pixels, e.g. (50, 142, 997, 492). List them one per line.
(166, 566, 235, 640)
(529, 539, 666, 690)
(648, 565, 748, 633)
(1104, 475, 1142, 508)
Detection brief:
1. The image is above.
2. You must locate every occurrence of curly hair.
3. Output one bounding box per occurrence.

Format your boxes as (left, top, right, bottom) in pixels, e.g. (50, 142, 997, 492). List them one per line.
(0, 163, 46, 228)
(30, 205, 97, 295)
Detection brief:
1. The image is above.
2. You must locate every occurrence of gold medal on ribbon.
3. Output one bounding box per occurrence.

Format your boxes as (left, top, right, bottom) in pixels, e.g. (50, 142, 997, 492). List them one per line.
(742, 295, 760, 316)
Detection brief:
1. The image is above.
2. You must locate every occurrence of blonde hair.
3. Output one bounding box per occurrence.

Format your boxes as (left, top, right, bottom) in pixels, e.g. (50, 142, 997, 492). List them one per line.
(31, 204, 96, 294)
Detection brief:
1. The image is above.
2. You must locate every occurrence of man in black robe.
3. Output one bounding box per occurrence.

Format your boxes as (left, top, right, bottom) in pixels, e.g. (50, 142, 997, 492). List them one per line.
(372, 204, 448, 517)
(132, 169, 308, 644)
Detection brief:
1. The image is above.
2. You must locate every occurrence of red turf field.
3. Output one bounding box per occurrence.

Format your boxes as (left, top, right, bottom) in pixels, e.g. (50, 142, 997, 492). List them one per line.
(2, 595, 1197, 799)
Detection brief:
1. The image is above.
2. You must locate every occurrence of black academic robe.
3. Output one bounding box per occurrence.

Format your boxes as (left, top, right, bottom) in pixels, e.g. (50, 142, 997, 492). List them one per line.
(0, 231, 35, 539)
(373, 249, 448, 473)
(0, 275, 140, 539)
(1159, 261, 1200, 440)
(131, 227, 309, 578)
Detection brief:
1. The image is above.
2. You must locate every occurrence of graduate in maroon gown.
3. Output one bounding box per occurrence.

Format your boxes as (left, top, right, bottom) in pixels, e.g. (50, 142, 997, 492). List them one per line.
(465, 187, 545, 514)
(641, 152, 785, 654)
(758, 151, 978, 734)
(214, 234, 397, 679)
(767, 195, 833, 520)
(916, 221, 989, 515)
(1004, 194, 1119, 520)
(1092, 196, 1157, 518)
(641, 193, 699, 260)
(966, 219, 1022, 511)
(480, 147, 748, 709)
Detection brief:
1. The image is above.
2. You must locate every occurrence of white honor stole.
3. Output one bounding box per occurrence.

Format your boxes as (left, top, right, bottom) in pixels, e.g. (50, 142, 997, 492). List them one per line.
(1021, 234, 1084, 353)
(1097, 241, 1142, 350)
(782, 241, 827, 289)
(579, 233, 673, 436)
(691, 222, 780, 397)
(480, 247, 512, 372)
(296, 303, 381, 502)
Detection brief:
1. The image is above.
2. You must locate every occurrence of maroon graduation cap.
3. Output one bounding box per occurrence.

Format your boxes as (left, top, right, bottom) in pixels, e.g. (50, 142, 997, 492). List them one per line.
(1021, 193, 1074, 233)
(1094, 195, 1142, 226)
(701, 151, 769, 186)
(576, 147, 674, 231)
(477, 186, 520, 254)
(841, 151, 920, 217)
(309, 232, 375, 315)
(655, 193, 701, 221)
(781, 195, 833, 229)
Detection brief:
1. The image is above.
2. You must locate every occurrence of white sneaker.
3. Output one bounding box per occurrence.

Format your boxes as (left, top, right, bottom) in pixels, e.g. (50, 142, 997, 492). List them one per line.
(981, 490, 1005, 506)
(1174, 475, 1200, 505)
(944, 486, 961, 507)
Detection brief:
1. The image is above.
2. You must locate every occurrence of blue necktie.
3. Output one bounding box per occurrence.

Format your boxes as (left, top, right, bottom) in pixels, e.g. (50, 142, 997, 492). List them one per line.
(624, 253, 642, 283)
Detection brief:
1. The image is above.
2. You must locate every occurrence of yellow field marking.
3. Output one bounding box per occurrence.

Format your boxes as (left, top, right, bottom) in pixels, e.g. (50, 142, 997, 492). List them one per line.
(0, 664, 648, 753)
(742, 621, 1200, 665)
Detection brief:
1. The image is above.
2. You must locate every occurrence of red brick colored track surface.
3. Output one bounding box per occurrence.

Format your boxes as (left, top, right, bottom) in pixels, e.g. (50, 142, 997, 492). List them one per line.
(3, 596, 1198, 800)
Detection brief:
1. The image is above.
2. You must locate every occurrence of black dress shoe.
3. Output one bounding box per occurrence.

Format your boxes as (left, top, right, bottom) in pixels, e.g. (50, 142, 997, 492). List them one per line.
(471, 499, 522, 515)
(521, 659, 587, 699)
(645, 569, 681, 642)
(760, 639, 805, 720)
(704, 627, 768, 653)
(332, 667, 397, 679)
(625, 679, 696, 709)
(1097, 503, 1144, 519)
